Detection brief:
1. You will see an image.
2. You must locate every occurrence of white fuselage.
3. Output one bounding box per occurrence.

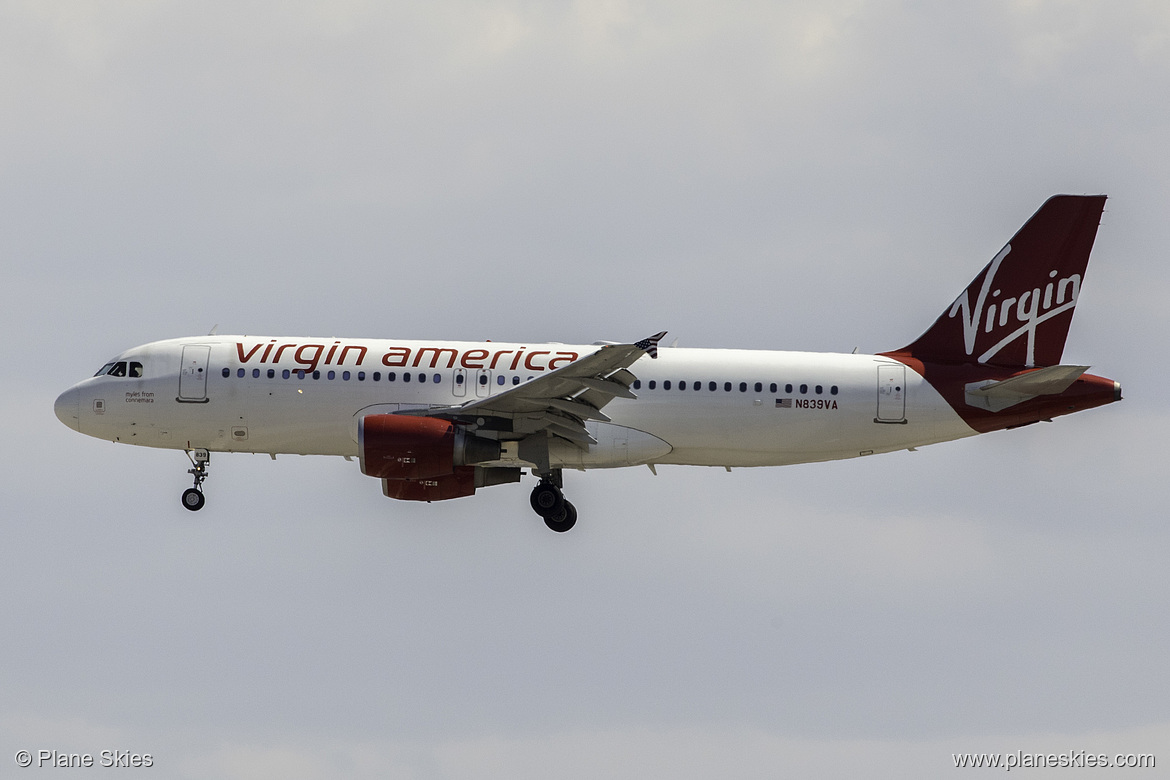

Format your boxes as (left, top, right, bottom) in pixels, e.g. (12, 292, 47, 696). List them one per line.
(55, 335, 977, 469)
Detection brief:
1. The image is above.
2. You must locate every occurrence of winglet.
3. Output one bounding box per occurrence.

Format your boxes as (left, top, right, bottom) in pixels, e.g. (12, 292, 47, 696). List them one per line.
(635, 331, 668, 359)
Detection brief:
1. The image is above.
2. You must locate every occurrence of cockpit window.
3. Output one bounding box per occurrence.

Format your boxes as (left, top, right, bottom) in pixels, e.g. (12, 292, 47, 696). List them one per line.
(94, 361, 142, 378)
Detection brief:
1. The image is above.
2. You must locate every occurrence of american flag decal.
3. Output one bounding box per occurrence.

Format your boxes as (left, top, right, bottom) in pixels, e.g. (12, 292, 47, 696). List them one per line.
(775, 398, 792, 408)
(635, 331, 668, 359)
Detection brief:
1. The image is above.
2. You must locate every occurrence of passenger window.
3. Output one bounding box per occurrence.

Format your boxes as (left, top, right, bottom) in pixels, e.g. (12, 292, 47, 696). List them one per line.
(800, 384, 808, 394)
(739, 382, 747, 392)
(754, 382, 762, 393)
(512, 376, 520, 385)
(679, 380, 686, 391)
(831, 385, 839, 395)
(267, 369, 275, 379)
(708, 381, 716, 391)
(237, 368, 245, 378)
(375, 372, 384, 381)
(769, 383, 777, 393)
(222, 368, 230, 378)
(815, 385, 823, 394)
(343, 371, 351, 381)
(693, 381, 701, 391)
(405, 373, 412, 383)
(786, 383, 793, 393)
(312, 370, 320, 380)
(358, 372, 365, 381)
(664, 380, 672, 390)
(633, 380, 641, 389)
(327, 370, 336, 380)
(479, 374, 487, 385)
(282, 369, 291, 379)
(724, 382, 732, 392)
(297, 370, 306, 379)
(497, 375, 505, 385)
(420, 373, 428, 383)
(129, 362, 144, 378)
(648, 380, 657, 389)
(253, 369, 260, 378)
(456, 374, 464, 385)
(433, 374, 441, 383)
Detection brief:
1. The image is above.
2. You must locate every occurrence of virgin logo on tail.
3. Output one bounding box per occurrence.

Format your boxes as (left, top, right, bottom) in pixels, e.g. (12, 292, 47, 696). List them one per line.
(885, 194, 1105, 369)
(949, 244, 1082, 366)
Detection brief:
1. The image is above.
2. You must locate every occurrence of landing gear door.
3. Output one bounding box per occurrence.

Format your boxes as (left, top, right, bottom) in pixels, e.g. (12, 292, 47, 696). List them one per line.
(178, 345, 211, 402)
(876, 363, 906, 423)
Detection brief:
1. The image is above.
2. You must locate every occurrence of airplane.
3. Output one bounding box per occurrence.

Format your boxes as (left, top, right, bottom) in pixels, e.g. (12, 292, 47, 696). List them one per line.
(54, 195, 1121, 532)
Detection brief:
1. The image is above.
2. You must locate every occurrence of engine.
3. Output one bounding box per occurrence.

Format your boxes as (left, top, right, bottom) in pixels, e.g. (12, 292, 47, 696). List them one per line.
(381, 467, 478, 501)
(359, 414, 516, 501)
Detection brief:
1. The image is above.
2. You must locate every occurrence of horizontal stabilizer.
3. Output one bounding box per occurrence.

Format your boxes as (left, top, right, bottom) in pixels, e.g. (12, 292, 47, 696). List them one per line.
(965, 365, 1089, 412)
(968, 365, 1089, 398)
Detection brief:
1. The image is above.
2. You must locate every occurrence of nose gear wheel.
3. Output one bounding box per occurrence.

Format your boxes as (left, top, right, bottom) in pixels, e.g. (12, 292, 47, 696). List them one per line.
(182, 449, 210, 512)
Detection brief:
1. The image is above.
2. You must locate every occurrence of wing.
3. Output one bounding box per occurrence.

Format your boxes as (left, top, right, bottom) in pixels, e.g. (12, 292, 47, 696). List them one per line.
(395, 331, 667, 453)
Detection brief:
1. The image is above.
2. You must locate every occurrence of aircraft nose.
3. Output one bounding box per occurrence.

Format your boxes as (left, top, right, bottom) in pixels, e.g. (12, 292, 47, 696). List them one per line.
(54, 387, 80, 431)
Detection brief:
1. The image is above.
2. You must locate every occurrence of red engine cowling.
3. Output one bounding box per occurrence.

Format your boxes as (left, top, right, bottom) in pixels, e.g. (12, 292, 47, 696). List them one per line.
(382, 467, 477, 501)
(358, 414, 501, 480)
(382, 465, 523, 503)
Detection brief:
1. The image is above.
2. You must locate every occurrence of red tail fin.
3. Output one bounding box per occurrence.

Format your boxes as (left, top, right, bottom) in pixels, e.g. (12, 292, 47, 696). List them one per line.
(884, 195, 1106, 367)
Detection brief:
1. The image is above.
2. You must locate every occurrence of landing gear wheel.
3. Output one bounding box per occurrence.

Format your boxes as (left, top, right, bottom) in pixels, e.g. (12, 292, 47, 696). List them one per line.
(543, 501, 577, 533)
(183, 449, 210, 512)
(182, 488, 205, 511)
(530, 482, 564, 518)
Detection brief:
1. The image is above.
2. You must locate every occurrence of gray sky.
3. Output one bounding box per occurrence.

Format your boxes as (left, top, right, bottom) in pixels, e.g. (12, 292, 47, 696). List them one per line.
(3, 1, 1168, 778)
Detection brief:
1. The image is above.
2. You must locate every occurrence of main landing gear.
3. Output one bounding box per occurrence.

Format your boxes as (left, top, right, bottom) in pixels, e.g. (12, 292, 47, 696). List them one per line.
(530, 469, 577, 533)
(182, 449, 210, 511)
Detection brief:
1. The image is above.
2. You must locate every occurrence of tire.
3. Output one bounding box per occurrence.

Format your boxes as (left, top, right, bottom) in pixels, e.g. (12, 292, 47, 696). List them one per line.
(530, 483, 564, 518)
(544, 501, 577, 533)
(182, 488, 205, 511)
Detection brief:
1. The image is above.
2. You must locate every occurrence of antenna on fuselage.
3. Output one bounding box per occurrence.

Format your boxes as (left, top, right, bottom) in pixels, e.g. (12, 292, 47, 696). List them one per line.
(207, 324, 219, 336)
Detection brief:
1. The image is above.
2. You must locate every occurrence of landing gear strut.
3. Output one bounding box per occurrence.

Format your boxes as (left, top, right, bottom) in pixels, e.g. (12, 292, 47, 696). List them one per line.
(530, 469, 577, 533)
(182, 449, 210, 511)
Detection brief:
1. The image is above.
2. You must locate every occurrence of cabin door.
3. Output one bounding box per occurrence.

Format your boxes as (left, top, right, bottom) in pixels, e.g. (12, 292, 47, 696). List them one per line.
(876, 364, 906, 423)
(178, 345, 211, 402)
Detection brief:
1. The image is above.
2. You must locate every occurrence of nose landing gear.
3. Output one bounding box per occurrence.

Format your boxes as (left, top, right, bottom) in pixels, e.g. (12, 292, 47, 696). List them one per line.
(530, 469, 577, 533)
(182, 449, 210, 511)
